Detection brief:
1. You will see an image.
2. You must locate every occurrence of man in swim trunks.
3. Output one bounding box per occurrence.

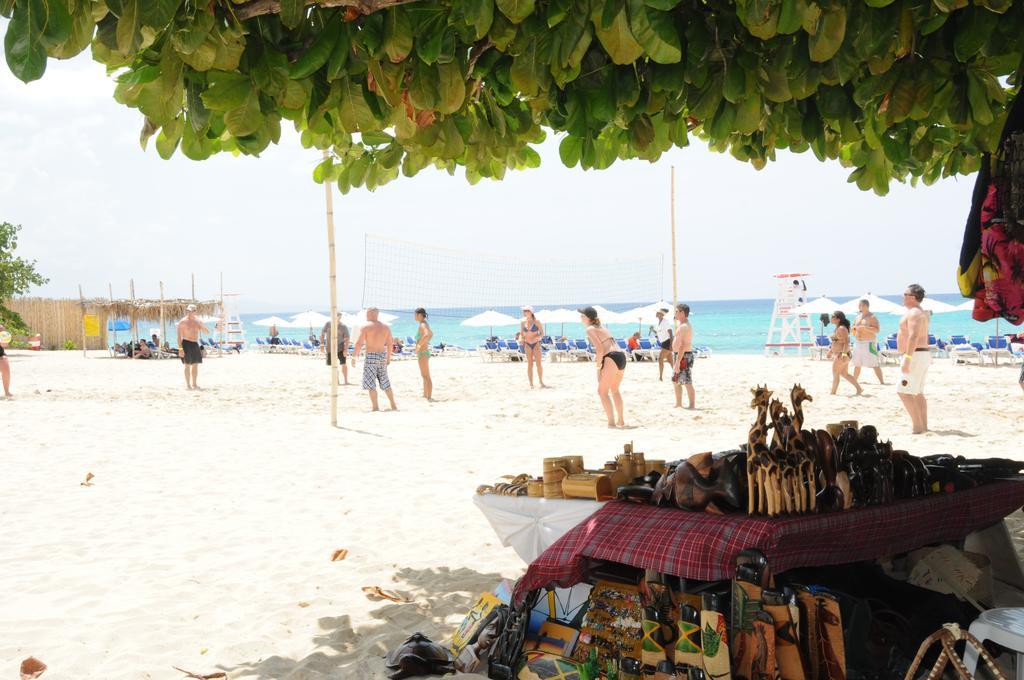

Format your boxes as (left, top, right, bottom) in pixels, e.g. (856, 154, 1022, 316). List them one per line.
(351, 307, 398, 411)
(672, 303, 695, 409)
(653, 308, 673, 381)
(896, 284, 931, 434)
(176, 304, 209, 390)
(321, 318, 351, 385)
(851, 299, 885, 385)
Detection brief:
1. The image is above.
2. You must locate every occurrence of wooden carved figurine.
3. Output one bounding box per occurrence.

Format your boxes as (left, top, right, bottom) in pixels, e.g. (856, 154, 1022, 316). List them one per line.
(747, 386, 773, 515)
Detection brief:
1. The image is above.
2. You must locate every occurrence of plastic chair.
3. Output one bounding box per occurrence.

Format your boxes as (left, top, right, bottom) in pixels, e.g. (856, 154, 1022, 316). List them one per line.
(962, 608, 1024, 680)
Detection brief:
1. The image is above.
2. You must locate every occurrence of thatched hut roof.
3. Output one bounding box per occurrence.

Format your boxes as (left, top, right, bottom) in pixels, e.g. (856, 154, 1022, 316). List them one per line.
(87, 299, 220, 322)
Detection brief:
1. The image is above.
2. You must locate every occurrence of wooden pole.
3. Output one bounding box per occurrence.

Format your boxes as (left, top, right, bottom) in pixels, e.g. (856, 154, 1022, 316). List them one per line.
(324, 150, 339, 426)
(191, 273, 196, 301)
(670, 165, 679, 310)
(78, 284, 87, 358)
(109, 283, 116, 348)
(129, 279, 137, 345)
(160, 281, 166, 357)
(219, 272, 225, 356)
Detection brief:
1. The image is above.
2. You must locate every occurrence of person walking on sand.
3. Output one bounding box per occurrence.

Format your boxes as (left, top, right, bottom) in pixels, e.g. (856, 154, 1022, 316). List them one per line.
(828, 311, 862, 396)
(520, 306, 546, 388)
(321, 317, 351, 385)
(176, 304, 209, 390)
(351, 308, 398, 411)
(414, 307, 434, 400)
(897, 284, 931, 433)
(672, 303, 695, 409)
(851, 299, 885, 385)
(0, 323, 13, 398)
(580, 306, 626, 427)
(652, 307, 673, 380)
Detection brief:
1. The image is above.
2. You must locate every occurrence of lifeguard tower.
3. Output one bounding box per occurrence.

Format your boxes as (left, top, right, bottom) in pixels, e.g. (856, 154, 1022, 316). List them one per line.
(764, 273, 814, 356)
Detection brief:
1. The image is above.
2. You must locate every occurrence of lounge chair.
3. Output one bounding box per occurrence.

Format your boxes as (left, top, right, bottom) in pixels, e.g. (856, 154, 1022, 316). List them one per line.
(980, 336, 1014, 364)
(879, 338, 903, 365)
(637, 338, 657, 361)
(812, 335, 831, 361)
(949, 339, 982, 365)
(570, 339, 594, 361)
(694, 345, 712, 359)
(616, 338, 635, 361)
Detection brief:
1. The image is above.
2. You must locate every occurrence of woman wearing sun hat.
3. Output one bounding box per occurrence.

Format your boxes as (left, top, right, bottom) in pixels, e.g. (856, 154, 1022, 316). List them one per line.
(520, 306, 546, 388)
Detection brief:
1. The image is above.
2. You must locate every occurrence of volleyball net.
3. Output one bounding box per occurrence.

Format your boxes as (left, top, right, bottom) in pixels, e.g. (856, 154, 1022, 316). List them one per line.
(361, 234, 664, 316)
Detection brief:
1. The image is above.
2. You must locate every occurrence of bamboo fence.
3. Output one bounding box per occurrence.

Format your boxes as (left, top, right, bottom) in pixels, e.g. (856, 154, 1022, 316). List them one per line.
(6, 297, 108, 350)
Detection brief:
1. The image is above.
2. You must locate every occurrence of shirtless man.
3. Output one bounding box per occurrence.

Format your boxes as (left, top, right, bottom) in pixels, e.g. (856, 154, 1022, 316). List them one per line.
(176, 304, 209, 390)
(896, 284, 931, 434)
(351, 308, 398, 411)
(672, 303, 695, 409)
(851, 299, 885, 385)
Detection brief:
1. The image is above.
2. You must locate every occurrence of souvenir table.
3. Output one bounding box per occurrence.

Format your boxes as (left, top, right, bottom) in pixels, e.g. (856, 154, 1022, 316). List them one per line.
(472, 494, 605, 563)
(514, 479, 1024, 601)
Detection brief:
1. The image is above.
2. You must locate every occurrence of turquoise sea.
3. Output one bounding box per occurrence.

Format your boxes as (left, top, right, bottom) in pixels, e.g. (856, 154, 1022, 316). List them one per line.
(237, 293, 1016, 354)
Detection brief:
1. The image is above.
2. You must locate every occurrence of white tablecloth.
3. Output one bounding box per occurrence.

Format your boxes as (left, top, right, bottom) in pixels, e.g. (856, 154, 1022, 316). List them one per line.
(473, 494, 605, 563)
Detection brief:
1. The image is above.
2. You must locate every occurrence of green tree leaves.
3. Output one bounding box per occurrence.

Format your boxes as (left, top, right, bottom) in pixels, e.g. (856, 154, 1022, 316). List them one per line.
(0, 221, 49, 334)
(4, 0, 71, 81)
(2, 0, 1017, 195)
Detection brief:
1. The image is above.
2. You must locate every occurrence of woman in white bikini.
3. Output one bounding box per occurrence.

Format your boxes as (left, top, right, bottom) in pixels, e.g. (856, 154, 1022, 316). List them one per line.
(520, 306, 546, 388)
(828, 311, 862, 396)
(579, 306, 626, 427)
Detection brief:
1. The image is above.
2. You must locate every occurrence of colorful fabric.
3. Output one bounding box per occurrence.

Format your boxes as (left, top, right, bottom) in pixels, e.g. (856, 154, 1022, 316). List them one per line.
(513, 481, 1024, 604)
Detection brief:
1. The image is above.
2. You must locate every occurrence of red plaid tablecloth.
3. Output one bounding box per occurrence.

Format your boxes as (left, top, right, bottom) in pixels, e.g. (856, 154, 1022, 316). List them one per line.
(514, 480, 1024, 602)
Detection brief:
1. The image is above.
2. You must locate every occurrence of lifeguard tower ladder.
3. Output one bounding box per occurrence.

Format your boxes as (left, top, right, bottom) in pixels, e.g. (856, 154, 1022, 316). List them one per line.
(764, 273, 814, 356)
(220, 293, 246, 350)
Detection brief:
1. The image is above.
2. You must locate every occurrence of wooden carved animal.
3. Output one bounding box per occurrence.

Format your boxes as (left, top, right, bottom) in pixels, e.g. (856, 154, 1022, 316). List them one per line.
(789, 384, 812, 433)
(747, 386, 773, 515)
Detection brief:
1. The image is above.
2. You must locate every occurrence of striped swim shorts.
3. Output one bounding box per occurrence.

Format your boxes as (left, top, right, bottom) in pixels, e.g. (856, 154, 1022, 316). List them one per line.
(362, 351, 392, 391)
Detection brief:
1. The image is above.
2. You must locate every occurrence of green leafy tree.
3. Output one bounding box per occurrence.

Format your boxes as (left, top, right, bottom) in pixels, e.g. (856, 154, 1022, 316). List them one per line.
(2, 0, 1020, 195)
(0, 221, 49, 334)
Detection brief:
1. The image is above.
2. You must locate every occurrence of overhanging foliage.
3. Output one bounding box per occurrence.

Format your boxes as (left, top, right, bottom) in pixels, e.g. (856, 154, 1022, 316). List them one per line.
(2, 0, 1021, 194)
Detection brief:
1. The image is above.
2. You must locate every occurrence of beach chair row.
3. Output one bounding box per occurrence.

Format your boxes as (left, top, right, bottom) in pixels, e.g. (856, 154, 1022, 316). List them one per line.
(813, 334, 1024, 366)
(477, 338, 712, 363)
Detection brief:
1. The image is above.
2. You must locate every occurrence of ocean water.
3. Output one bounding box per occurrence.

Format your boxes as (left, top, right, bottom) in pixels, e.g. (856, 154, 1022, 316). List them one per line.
(235, 294, 1016, 354)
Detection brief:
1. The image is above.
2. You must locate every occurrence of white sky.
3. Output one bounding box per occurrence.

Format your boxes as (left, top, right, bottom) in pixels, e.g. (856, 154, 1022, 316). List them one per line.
(1, 35, 976, 312)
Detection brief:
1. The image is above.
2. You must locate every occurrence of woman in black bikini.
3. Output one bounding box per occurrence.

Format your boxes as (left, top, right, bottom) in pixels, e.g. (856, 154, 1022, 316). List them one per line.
(520, 306, 546, 388)
(579, 306, 626, 427)
(828, 311, 862, 396)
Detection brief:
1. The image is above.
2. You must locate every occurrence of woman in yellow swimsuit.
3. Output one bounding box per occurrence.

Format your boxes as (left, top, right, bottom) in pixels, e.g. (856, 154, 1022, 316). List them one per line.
(520, 306, 546, 388)
(414, 308, 434, 400)
(828, 311, 862, 396)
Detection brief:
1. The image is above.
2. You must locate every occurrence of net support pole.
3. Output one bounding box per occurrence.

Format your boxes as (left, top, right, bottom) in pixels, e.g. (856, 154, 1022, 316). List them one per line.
(670, 165, 679, 311)
(78, 284, 87, 358)
(324, 150, 340, 427)
(130, 278, 137, 346)
(108, 283, 115, 348)
(160, 281, 166, 355)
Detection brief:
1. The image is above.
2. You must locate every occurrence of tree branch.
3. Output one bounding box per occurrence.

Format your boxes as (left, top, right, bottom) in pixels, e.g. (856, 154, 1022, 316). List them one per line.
(234, 0, 420, 21)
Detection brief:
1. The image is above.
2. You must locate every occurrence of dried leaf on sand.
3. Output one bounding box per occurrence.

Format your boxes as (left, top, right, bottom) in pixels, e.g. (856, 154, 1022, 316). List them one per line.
(20, 657, 47, 680)
(172, 666, 227, 679)
(361, 586, 410, 603)
(80, 472, 95, 487)
(331, 549, 348, 562)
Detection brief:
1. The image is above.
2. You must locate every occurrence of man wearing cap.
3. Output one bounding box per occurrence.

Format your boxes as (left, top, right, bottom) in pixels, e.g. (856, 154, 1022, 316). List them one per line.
(176, 304, 210, 390)
(651, 307, 673, 380)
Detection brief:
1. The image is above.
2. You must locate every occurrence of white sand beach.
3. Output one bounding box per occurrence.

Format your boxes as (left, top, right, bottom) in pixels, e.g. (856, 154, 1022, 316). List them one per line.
(2, 350, 1022, 679)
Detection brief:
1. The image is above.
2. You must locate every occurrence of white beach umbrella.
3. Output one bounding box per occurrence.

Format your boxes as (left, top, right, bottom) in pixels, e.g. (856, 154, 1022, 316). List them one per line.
(536, 308, 580, 336)
(592, 305, 630, 325)
(790, 296, 840, 316)
(881, 298, 959, 314)
(253, 315, 293, 327)
(837, 293, 904, 315)
(461, 310, 520, 337)
(342, 309, 398, 327)
(955, 299, 975, 311)
(619, 300, 674, 331)
(290, 310, 332, 328)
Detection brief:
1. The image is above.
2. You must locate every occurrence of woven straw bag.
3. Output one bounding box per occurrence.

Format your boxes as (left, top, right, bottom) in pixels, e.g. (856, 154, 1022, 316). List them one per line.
(903, 623, 1006, 680)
